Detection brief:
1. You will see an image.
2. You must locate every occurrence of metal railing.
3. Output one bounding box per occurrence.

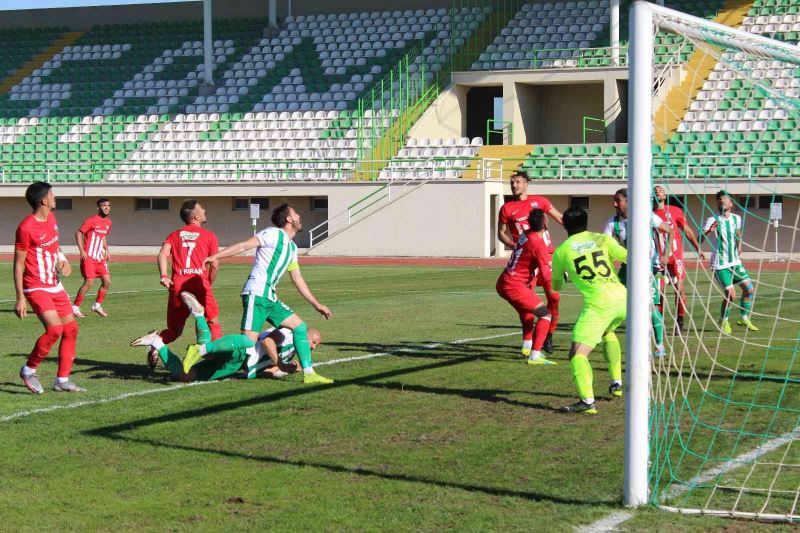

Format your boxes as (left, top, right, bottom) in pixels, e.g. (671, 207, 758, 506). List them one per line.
(467, 45, 630, 71)
(486, 119, 513, 145)
(582, 116, 607, 143)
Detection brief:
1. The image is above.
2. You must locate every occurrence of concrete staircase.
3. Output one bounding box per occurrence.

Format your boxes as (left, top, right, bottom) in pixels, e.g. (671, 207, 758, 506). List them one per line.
(652, 0, 754, 146)
(463, 144, 534, 180)
(0, 31, 83, 95)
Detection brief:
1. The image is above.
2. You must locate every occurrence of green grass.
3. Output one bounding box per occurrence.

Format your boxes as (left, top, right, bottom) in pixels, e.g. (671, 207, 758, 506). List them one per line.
(0, 263, 798, 531)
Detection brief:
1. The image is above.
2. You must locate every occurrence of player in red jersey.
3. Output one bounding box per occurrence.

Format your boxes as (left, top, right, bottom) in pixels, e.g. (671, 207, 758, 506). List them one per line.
(653, 185, 706, 334)
(498, 170, 563, 355)
(155, 200, 222, 358)
(496, 209, 556, 366)
(72, 198, 112, 318)
(14, 182, 84, 394)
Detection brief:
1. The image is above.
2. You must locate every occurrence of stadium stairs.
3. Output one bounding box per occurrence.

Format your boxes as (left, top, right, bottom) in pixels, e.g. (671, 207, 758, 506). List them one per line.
(463, 144, 535, 180)
(0, 32, 84, 96)
(653, 0, 755, 146)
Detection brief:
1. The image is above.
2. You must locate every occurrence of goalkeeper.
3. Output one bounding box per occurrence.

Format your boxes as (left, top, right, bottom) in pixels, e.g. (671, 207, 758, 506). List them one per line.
(130, 291, 330, 383)
(552, 206, 628, 415)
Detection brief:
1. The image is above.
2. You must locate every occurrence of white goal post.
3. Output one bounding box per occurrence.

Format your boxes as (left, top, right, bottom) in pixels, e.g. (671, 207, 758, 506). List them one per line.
(625, 0, 800, 509)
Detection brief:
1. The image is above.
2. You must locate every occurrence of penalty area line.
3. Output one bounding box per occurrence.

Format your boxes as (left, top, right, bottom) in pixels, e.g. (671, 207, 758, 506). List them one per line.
(1, 331, 519, 423)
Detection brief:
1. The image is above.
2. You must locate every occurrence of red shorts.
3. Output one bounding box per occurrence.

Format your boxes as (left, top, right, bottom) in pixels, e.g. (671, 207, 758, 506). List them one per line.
(166, 276, 219, 331)
(80, 257, 110, 279)
(667, 258, 685, 282)
(26, 289, 73, 318)
(496, 279, 544, 315)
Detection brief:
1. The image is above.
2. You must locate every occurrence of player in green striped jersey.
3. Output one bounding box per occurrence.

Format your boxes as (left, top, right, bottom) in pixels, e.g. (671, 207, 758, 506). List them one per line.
(205, 203, 334, 385)
(552, 206, 628, 414)
(245, 326, 322, 379)
(701, 190, 757, 334)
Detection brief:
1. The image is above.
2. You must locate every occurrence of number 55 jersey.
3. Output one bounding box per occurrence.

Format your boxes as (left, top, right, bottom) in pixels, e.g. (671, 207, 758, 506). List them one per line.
(552, 232, 627, 305)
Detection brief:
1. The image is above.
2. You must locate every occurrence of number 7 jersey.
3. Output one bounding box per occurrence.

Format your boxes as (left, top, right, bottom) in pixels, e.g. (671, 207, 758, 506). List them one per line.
(552, 231, 627, 304)
(163, 225, 219, 280)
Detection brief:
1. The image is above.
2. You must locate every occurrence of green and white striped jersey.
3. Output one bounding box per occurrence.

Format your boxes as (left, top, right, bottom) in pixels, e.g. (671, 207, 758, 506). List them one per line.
(603, 212, 664, 268)
(702, 212, 742, 270)
(241, 227, 299, 301)
(244, 327, 295, 379)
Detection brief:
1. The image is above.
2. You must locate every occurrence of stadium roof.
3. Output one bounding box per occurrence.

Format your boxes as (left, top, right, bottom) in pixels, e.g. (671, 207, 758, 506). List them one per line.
(0, 0, 198, 11)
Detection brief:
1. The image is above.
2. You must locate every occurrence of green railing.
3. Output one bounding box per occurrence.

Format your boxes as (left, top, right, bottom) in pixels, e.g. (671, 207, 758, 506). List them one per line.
(486, 118, 513, 145)
(582, 116, 607, 143)
(469, 45, 629, 71)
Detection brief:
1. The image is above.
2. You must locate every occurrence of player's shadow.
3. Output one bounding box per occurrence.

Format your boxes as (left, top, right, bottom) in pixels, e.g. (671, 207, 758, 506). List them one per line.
(359, 381, 574, 412)
(99, 434, 613, 507)
(323, 340, 512, 361)
(0, 381, 33, 394)
(69, 357, 174, 383)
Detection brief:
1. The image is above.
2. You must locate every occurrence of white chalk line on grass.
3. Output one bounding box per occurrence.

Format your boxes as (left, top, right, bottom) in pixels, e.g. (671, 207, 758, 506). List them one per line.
(578, 414, 800, 531)
(1, 331, 519, 423)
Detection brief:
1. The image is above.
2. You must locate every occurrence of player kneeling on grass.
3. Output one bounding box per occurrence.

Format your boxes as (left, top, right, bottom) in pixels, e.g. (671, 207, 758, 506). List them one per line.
(701, 190, 758, 334)
(131, 292, 331, 384)
(552, 206, 628, 415)
(496, 208, 556, 366)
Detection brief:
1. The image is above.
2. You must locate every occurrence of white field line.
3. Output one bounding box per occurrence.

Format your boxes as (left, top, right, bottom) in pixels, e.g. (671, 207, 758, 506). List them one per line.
(578, 409, 800, 531)
(0, 331, 519, 423)
(575, 511, 634, 533)
(662, 425, 800, 501)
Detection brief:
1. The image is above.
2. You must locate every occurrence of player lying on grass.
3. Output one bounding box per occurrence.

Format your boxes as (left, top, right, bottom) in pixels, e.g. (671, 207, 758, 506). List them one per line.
(131, 292, 330, 383)
(203, 203, 332, 385)
(496, 208, 556, 366)
(701, 189, 758, 334)
(552, 205, 627, 415)
(244, 326, 322, 380)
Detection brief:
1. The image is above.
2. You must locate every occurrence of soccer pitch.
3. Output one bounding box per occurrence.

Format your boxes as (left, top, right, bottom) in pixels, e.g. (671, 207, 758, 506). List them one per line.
(0, 262, 797, 531)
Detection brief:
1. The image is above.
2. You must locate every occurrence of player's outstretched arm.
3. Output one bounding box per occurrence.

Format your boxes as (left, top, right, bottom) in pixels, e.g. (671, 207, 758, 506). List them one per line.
(157, 242, 173, 288)
(683, 224, 706, 261)
(547, 206, 564, 226)
(13, 248, 27, 319)
(551, 250, 566, 292)
(497, 221, 515, 248)
(56, 249, 71, 277)
(205, 235, 260, 264)
(289, 268, 332, 319)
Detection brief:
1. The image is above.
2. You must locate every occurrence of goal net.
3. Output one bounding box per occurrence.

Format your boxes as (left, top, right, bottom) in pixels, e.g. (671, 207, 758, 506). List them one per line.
(626, 1, 800, 522)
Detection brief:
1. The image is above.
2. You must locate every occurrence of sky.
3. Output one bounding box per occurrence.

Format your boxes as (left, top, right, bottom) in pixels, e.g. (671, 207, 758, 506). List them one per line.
(0, 0, 198, 11)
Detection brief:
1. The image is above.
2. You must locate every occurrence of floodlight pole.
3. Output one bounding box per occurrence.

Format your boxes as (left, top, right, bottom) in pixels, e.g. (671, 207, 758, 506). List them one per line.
(269, 0, 278, 28)
(624, 0, 652, 509)
(203, 0, 213, 85)
(610, 0, 620, 66)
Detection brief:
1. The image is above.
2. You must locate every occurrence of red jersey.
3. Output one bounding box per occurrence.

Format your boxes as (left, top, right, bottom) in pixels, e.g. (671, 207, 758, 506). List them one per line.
(498, 231, 553, 289)
(164, 225, 219, 280)
(654, 205, 686, 262)
(15, 212, 63, 293)
(79, 214, 112, 261)
(499, 195, 555, 252)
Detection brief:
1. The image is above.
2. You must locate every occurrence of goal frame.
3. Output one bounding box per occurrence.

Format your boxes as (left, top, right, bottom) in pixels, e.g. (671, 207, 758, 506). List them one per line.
(625, 0, 800, 508)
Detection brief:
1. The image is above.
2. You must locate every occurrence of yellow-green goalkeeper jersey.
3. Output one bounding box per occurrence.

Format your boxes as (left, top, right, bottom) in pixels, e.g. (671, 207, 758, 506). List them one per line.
(552, 231, 628, 304)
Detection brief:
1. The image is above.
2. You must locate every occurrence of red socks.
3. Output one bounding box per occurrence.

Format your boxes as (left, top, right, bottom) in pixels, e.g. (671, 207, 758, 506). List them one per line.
(96, 288, 108, 305)
(208, 321, 223, 340)
(57, 320, 79, 378)
(27, 325, 64, 369)
(533, 316, 551, 351)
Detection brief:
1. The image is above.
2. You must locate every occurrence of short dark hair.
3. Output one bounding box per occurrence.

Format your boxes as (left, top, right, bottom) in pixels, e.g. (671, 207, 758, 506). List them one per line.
(271, 203, 294, 227)
(97, 198, 110, 206)
(614, 188, 627, 198)
(716, 189, 731, 200)
(510, 170, 531, 181)
(180, 199, 200, 224)
(25, 181, 51, 210)
(528, 208, 545, 232)
(562, 206, 588, 235)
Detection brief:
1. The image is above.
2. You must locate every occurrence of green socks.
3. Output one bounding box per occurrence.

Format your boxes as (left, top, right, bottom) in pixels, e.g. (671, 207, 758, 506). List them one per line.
(205, 335, 255, 354)
(158, 346, 184, 378)
(651, 309, 664, 346)
(570, 354, 594, 401)
(293, 322, 313, 369)
(602, 332, 622, 384)
(721, 299, 731, 321)
(741, 296, 752, 320)
(195, 315, 211, 344)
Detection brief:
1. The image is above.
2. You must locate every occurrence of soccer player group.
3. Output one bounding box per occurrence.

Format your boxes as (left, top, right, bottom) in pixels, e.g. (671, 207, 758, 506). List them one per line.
(496, 171, 758, 414)
(14, 181, 333, 394)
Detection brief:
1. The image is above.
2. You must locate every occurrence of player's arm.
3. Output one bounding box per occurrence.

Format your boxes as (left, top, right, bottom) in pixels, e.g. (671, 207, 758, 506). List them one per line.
(75, 229, 88, 260)
(547, 206, 563, 226)
(157, 242, 173, 288)
(551, 251, 565, 292)
(680, 219, 706, 261)
(700, 217, 717, 245)
(205, 235, 260, 263)
(606, 236, 628, 264)
(658, 221, 672, 267)
(260, 330, 285, 366)
(13, 248, 27, 319)
(736, 226, 744, 256)
(288, 265, 332, 319)
(103, 237, 110, 261)
(207, 259, 219, 284)
(533, 242, 553, 292)
(56, 247, 71, 277)
(498, 221, 515, 248)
